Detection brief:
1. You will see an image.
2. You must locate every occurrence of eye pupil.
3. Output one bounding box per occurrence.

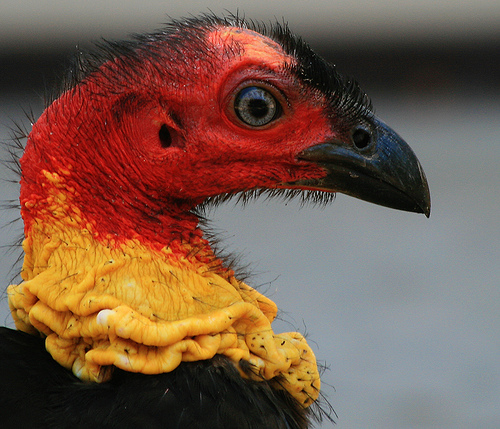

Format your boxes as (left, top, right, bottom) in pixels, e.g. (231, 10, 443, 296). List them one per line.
(248, 98, 269, 119)
(234, 86, 280, 127)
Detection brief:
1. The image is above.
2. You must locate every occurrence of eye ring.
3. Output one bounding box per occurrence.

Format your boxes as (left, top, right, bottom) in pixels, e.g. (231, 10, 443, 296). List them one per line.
(233, 86, 282, 127)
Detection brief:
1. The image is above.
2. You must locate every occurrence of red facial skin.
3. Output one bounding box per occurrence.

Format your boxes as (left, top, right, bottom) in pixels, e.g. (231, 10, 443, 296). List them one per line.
(20, 27, 336, 252)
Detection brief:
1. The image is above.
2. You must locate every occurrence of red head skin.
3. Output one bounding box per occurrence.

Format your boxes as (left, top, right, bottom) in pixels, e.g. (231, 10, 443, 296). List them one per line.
(20, 26, 337, 252)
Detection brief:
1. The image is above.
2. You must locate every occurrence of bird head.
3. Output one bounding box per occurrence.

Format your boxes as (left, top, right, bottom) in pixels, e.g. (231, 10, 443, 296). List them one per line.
(9, 15, 430, 408)
(20, 18, 429, 244)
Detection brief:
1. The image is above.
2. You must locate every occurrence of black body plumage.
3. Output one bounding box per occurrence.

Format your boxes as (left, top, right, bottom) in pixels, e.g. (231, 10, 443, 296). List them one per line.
(0, 327, 310, 428)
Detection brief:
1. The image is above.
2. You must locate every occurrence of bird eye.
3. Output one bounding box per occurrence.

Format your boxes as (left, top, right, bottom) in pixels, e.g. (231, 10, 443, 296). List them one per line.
(351, 125, 372, 150)
(234, 86, 281, 127)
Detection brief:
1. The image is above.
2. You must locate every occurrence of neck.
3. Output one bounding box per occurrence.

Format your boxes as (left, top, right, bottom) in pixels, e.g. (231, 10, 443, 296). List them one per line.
(8, 173, 320, 406)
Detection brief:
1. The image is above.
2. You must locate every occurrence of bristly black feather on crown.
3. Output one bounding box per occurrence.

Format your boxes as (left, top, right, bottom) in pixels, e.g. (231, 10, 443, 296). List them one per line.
(58, 13, 372, 124)
(162, 13, 373, 123)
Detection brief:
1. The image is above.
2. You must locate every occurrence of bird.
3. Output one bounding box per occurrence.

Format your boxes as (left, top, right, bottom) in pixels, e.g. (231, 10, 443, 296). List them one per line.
(1, 14, 430, 429)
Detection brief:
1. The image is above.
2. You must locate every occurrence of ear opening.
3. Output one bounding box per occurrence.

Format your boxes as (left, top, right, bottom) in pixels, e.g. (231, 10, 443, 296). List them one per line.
(159, 124, 172, 148)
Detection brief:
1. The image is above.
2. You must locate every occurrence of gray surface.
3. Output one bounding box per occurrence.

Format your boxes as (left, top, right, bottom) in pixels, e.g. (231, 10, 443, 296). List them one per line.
(1, 3, 500, 427)
(1, 0, 499, 49)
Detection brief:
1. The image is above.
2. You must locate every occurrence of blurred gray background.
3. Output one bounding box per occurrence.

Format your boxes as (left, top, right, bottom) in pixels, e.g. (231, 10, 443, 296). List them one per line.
(1, 1, 499, 428)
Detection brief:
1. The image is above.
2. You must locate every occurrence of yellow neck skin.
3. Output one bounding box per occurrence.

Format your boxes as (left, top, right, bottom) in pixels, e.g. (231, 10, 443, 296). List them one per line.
(8, 186, 320, 406)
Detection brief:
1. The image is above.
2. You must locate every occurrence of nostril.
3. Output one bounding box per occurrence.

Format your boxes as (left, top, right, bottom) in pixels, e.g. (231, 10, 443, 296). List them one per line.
(352, 127, 371, 149)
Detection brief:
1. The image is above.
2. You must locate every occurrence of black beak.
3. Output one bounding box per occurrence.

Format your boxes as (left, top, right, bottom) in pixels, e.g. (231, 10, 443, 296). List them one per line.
(292, 117, 431, 217)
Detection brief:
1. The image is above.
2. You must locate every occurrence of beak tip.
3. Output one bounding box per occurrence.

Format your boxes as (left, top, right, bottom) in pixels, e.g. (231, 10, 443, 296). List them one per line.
(424, 198, 431, 218)
(418, 171, 431, 218)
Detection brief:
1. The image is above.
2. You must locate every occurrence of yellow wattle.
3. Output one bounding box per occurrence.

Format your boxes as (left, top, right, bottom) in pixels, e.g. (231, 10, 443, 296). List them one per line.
(8, 183, 320, 406)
